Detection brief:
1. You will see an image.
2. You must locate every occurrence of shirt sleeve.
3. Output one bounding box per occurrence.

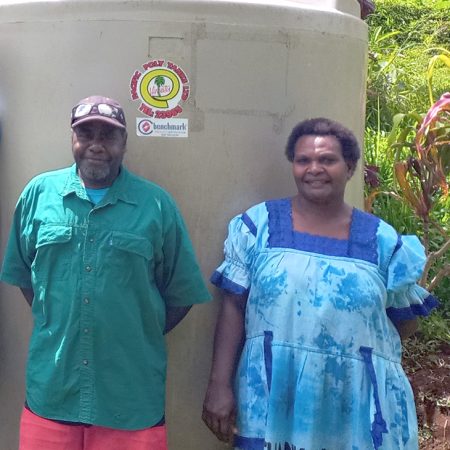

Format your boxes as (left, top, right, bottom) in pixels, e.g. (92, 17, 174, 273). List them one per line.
(210, 212, 256, 295)
(156, 198, 211, 308)
(385, 234, 439, 323)
(0, 194, 34, 288)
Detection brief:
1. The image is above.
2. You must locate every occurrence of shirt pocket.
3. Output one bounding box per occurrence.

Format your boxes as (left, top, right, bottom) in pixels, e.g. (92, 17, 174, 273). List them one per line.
(108, 231, 154, 280)
(110, 231, 153, 259)
(32, 225, 73, 281)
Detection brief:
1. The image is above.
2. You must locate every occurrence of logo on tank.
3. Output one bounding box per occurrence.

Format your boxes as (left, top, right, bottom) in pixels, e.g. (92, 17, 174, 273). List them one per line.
(137, 119, 154, 135)
(130, 60, 190, 119)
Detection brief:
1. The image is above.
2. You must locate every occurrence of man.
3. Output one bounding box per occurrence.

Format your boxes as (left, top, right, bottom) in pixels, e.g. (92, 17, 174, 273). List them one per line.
(357, 0, 375, 19)
(0, 95, 211, 450)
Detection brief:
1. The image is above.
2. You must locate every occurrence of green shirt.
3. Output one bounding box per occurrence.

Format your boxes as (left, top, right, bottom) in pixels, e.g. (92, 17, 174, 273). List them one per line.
(0, 165, 211, 430)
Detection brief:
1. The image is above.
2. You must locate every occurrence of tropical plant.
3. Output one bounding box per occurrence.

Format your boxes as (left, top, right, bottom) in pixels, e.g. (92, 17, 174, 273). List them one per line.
(364, 2, 450, 441)
(154, 75, 165, 97)
(365, 0, 450, 325)
(388, 93, 450, 288)
(366, 92, 450, 300)
(365, 0, 450, 132)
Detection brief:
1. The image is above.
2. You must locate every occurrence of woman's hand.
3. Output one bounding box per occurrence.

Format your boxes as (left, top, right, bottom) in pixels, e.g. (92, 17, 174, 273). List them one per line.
(202, 292, 247, 443)
(202, 382, 237, 444)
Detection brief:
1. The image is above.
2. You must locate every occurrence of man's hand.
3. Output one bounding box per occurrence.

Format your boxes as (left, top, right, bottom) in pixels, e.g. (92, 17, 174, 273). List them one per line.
(202, 382, 237, 444)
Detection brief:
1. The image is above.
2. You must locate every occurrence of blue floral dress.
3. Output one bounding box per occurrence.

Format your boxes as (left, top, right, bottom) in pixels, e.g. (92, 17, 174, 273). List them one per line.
(211, 199, 438, 450)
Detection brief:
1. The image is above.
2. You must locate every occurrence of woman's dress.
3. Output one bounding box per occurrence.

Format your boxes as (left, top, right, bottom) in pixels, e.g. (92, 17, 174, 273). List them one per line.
(211, 199, 438, 450)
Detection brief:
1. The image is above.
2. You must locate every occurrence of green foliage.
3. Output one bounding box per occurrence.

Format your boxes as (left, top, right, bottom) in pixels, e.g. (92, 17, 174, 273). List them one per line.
(364, 0, 450, 345)
(368, 0, 450, 47)
(365, 0, 449, 131)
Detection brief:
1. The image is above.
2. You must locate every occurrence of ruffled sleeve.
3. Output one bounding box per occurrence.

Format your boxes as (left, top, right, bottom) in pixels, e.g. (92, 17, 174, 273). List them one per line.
(385, 235, 439, 323)
(210, 212, 257, 295)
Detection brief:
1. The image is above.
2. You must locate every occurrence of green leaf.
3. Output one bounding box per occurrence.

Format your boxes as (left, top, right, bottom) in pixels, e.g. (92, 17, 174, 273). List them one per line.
(375, 30, 402, 43)
(432, 1, 450, 10)
(387, 113, 406, 146)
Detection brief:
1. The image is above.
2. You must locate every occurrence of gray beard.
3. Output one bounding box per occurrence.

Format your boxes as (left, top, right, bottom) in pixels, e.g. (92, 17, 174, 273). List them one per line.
(78, 161, 111, 184)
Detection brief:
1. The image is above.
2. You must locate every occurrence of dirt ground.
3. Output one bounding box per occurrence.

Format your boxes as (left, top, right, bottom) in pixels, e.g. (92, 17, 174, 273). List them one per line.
(405, 342, 450, 449)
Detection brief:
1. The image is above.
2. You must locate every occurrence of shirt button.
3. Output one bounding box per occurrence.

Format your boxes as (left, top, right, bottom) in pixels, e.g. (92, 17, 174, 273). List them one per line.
(83, 298, 90, 304)
(89, 237, 94, 243)
(85, 265, 92, 272)
(83, 360, 89, 365)
(84, 328, 89, 334)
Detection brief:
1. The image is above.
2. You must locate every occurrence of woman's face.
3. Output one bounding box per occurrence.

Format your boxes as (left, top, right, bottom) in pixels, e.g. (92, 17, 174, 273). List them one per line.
(292, 134, 353, 205)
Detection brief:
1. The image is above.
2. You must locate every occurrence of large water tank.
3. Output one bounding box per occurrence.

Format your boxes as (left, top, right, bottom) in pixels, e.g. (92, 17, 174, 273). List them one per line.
(0, 1, 367, 448)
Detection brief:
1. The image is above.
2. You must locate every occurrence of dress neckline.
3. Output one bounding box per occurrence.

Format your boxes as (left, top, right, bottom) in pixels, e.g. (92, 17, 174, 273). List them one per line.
(265, 198, 380, 263)
(289, 197, 355, 243)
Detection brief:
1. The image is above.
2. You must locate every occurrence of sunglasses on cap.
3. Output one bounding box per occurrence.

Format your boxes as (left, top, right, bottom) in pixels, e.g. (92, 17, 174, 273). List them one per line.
(71, 103, 126, 127)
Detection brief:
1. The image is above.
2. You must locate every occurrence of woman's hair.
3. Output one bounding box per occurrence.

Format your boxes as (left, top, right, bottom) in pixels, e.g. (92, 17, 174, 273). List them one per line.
(285, 118, 361, 169)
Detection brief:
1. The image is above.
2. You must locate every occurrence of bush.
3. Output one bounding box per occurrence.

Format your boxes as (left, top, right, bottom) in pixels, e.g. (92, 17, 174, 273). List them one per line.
(366, 0, 449, 131)
(365, 0, 450, 339)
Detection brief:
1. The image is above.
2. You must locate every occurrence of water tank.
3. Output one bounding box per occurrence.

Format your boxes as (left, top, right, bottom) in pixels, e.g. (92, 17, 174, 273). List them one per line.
(0, 1, 367, 448)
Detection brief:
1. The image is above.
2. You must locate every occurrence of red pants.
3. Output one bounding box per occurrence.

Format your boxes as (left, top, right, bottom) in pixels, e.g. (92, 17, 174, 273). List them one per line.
(19, 408, 168, 450)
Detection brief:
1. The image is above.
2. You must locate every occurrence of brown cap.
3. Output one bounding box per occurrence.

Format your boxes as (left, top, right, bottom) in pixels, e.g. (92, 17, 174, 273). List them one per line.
(71, 95, 126, 129)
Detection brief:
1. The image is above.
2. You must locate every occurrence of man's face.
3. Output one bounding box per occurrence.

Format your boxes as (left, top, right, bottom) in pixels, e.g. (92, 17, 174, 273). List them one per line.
(72, 121, 127, 188)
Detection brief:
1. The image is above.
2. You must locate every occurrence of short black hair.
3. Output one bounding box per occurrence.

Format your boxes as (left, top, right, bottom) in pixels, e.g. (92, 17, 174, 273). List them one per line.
(285, 118, 361, 170)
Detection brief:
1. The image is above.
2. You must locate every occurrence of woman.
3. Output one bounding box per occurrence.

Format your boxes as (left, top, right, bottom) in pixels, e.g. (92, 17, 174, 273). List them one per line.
(202, 118, 438, 450)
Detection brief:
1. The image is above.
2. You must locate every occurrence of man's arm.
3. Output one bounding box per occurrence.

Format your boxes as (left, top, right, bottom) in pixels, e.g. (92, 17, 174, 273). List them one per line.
(164, 305, 192, 334)
(20, 287, 34, 306)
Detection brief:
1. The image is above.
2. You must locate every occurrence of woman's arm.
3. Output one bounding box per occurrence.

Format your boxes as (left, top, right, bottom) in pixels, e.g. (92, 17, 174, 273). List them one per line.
(395, 318, 418, 340)
(202, 292, 247, 443)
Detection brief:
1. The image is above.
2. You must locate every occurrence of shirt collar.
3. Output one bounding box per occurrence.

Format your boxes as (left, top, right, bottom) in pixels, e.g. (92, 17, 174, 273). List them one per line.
(60, 164, 138, 206)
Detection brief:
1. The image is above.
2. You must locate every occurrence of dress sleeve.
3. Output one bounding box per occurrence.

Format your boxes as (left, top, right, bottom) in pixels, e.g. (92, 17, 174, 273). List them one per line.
(385, 235, 439, 323)
(210, 213, 256, 295)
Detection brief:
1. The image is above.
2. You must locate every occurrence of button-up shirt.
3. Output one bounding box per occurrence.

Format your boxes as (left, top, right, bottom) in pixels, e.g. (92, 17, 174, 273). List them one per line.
(0, 165, 211, 430)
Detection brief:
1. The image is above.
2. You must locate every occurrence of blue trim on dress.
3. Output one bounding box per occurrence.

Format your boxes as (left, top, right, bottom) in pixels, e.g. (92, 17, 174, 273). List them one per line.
(348, 209, 380, 264)
(265, 198, 380, 263)
(386, 294, 440, 323)
(266, 198, 293, 249)
(234, 435, 265, 450)
(210, 271, 248, 295)
(241, 213, 257, 237)
(392, 234, 403, 255)
(359, 346, 388, 450)
(264, 331, 273, 392)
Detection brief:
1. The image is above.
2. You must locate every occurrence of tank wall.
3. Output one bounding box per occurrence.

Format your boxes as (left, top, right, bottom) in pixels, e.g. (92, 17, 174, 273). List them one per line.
(0, 2, 367, 449)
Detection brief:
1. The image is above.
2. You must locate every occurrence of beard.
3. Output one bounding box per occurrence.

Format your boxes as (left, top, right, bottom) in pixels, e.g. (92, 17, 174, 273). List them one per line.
(78, 160, 113, 186)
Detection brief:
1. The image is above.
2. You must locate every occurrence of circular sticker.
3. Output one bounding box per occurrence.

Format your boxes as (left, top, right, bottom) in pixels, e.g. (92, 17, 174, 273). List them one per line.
(130, 60, 190, 119)
(137, 119, 154, 135)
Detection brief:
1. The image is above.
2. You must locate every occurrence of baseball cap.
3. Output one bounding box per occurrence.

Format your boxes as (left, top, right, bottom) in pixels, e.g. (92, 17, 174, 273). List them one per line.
(71, 95, 126, 129)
